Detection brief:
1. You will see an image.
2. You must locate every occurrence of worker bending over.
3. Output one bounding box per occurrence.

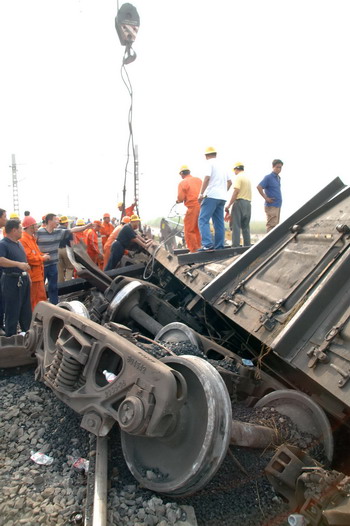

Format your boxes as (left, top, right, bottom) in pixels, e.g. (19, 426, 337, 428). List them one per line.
(104, 214, 152, 271)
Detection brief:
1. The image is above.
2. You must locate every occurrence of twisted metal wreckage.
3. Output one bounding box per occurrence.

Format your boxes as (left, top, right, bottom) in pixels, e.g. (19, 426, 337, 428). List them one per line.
(2, 177, 350, 525)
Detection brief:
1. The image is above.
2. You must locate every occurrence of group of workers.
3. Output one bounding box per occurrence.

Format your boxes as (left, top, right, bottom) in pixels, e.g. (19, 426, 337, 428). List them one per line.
(177, 146, 284, 252)
(0, 203, 152, 338)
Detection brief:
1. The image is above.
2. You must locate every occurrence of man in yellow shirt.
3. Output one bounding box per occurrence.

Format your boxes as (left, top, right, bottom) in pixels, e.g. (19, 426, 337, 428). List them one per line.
(225, 163, 252, 247)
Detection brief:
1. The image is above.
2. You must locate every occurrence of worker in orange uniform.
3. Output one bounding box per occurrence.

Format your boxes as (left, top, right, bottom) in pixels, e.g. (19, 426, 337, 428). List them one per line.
(100, 213, 114, 249)
(20, 216, 50, 309)
(103, 216, 131, 265)
(176, 165, 202, 252)
(83, 220, 104, 266)
(73, 219, 87, 245)
(117, 201, 136, 218)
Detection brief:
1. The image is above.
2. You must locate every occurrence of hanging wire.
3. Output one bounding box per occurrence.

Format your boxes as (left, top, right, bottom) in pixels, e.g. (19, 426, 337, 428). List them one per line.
(120, 51, 137, 218)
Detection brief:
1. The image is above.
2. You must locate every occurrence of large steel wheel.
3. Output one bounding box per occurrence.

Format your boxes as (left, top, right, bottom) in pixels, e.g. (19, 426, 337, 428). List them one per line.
(255, 390, 334, 461)
(120, 355, 232, 496)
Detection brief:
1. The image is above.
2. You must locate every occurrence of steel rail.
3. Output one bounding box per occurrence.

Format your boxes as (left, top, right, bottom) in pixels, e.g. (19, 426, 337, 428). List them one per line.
(92, 436, 108, 526)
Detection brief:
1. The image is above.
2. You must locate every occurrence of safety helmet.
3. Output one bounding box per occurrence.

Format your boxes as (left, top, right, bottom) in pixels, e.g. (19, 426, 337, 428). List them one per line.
(103, 213, 110, 218)
(204, 146, 217, 155)
(10, 212, 19, 219)
(76, 219, 85, 226)
(59, 215, 69, 224)
(130, 214, 141, 222)
(93, 220, 101, 226)
(179, 164, 190, 173)
(22, 216, 37, 228)
(117, 202, 123, 208)
(122, 216, 131, 223)
(233, 162, 244, 170)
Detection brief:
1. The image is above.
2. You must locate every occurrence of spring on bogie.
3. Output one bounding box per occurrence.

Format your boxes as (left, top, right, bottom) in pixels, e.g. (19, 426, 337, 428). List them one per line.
(54, 353, 82, 391)
(45, 349, 63, 383)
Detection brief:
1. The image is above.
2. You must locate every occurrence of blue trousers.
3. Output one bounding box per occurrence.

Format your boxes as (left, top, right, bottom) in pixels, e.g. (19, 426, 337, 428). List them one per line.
(44, 264, 59, 304)
(198, 197, 226, 249)
(104, 241, 125, 271)
(1, 273, 32, 336)
(0, 269, 4, 329)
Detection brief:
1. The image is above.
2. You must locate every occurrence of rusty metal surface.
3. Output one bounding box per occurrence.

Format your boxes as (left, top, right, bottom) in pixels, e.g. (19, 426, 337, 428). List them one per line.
(29, 302, 184, 438)
(0, 334, 36, 368)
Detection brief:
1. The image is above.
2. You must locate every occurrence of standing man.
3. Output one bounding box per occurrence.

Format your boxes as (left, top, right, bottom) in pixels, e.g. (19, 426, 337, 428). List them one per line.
(0, 219, 32, 336)
(20, 216, 50, 309)
(100, 213, 114, 250)
(225, 163, 252, 247)
(176, 165, 202, 253)
(198, 147, 232, 250)
(117, 201, 136, 219)
(104, 214, 152, 271)
(37, 214, 90, 304)
(83, 220, 104, 266)
(0, 208, 7, 335)
(257, 159, 284, 232)
(57, 216, 74, 282)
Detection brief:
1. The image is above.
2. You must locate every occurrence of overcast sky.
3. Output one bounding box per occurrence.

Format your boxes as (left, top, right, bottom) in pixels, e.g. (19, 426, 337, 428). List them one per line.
(1, 0, 349, 224)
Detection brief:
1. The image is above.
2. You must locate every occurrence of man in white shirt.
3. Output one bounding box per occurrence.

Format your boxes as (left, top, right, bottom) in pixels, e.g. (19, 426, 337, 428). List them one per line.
(198, 147, 232, 250)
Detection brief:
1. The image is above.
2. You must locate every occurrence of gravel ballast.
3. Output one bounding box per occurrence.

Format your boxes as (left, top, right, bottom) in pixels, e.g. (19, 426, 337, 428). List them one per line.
(1, 356, 329, 526)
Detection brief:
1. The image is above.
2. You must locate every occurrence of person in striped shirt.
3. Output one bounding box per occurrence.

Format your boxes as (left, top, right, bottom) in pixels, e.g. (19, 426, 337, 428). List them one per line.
(37, 214, 91, 304)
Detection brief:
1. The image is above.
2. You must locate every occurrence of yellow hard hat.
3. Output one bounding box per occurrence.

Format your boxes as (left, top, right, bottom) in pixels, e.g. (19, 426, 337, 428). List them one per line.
(59, 215, 69, 224)
(233, 162, 244, 169)
(205, 146, 217, 155)
(76, 219, 85, 226)
(117, 202, 123, 208)
(130, 214, 141, 222)
(179, 164, 190, 173)
(10, 212, 19, 219)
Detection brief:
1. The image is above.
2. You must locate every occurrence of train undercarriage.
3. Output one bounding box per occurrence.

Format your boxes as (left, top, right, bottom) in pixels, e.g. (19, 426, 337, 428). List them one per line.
(1, 177, 350, 525)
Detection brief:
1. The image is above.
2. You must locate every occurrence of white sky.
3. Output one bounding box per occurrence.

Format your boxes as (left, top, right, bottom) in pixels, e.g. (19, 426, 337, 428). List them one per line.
(1, 0, 349, 224)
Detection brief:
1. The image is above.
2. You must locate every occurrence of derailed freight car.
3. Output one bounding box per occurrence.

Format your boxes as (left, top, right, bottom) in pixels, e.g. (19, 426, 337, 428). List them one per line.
(4, 177, 350, 524)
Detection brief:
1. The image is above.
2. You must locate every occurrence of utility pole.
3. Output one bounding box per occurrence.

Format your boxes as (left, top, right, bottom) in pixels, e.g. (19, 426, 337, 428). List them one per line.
(134, 144, 139, 215)
(11, 154, 20, 215)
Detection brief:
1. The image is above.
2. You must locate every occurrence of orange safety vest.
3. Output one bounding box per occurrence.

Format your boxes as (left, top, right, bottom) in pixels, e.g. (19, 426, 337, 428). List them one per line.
(100, 221, 114, 247)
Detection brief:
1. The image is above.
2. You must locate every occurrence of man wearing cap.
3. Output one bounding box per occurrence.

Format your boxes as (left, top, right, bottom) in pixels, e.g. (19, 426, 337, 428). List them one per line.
(176, 165, 202, 253)
(103, 216, 131, 264)
(73, 220, 86, 245)
(225, 163, 252, 247)
(57, 216, 74, 282)
(117, 201, 136, 218)
(257, 159, 284, 232)
(37, 214, 91, 304)
(0, 219, 32, 336)
(198, 147, 232, 250)
(83, 221, 104, 266)
(100, 213, 114, 250)
(104, 214, 152, 271)
(20, 216, 50, 308)
(0, 208, 7, 334)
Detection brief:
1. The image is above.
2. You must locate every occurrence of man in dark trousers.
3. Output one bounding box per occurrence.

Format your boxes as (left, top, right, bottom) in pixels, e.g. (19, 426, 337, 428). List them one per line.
(0, 208, 7, 335)
(0, 219, 32, 337)
(104, 214, 152, 270)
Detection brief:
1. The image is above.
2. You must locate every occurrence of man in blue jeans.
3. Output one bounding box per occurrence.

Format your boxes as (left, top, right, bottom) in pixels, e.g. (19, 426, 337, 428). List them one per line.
(198, 147, 232, 250)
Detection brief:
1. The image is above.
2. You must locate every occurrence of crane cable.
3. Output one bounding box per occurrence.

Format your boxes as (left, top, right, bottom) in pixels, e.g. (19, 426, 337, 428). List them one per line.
(120, 50, 138, 220)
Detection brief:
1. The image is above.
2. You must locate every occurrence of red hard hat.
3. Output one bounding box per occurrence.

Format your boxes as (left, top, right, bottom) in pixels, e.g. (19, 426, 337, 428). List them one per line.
(22, 216, 37, 228)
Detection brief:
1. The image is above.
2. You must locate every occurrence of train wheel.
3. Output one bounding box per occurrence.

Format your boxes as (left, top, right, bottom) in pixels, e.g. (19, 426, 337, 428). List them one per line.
(120, 355, 232, 495)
